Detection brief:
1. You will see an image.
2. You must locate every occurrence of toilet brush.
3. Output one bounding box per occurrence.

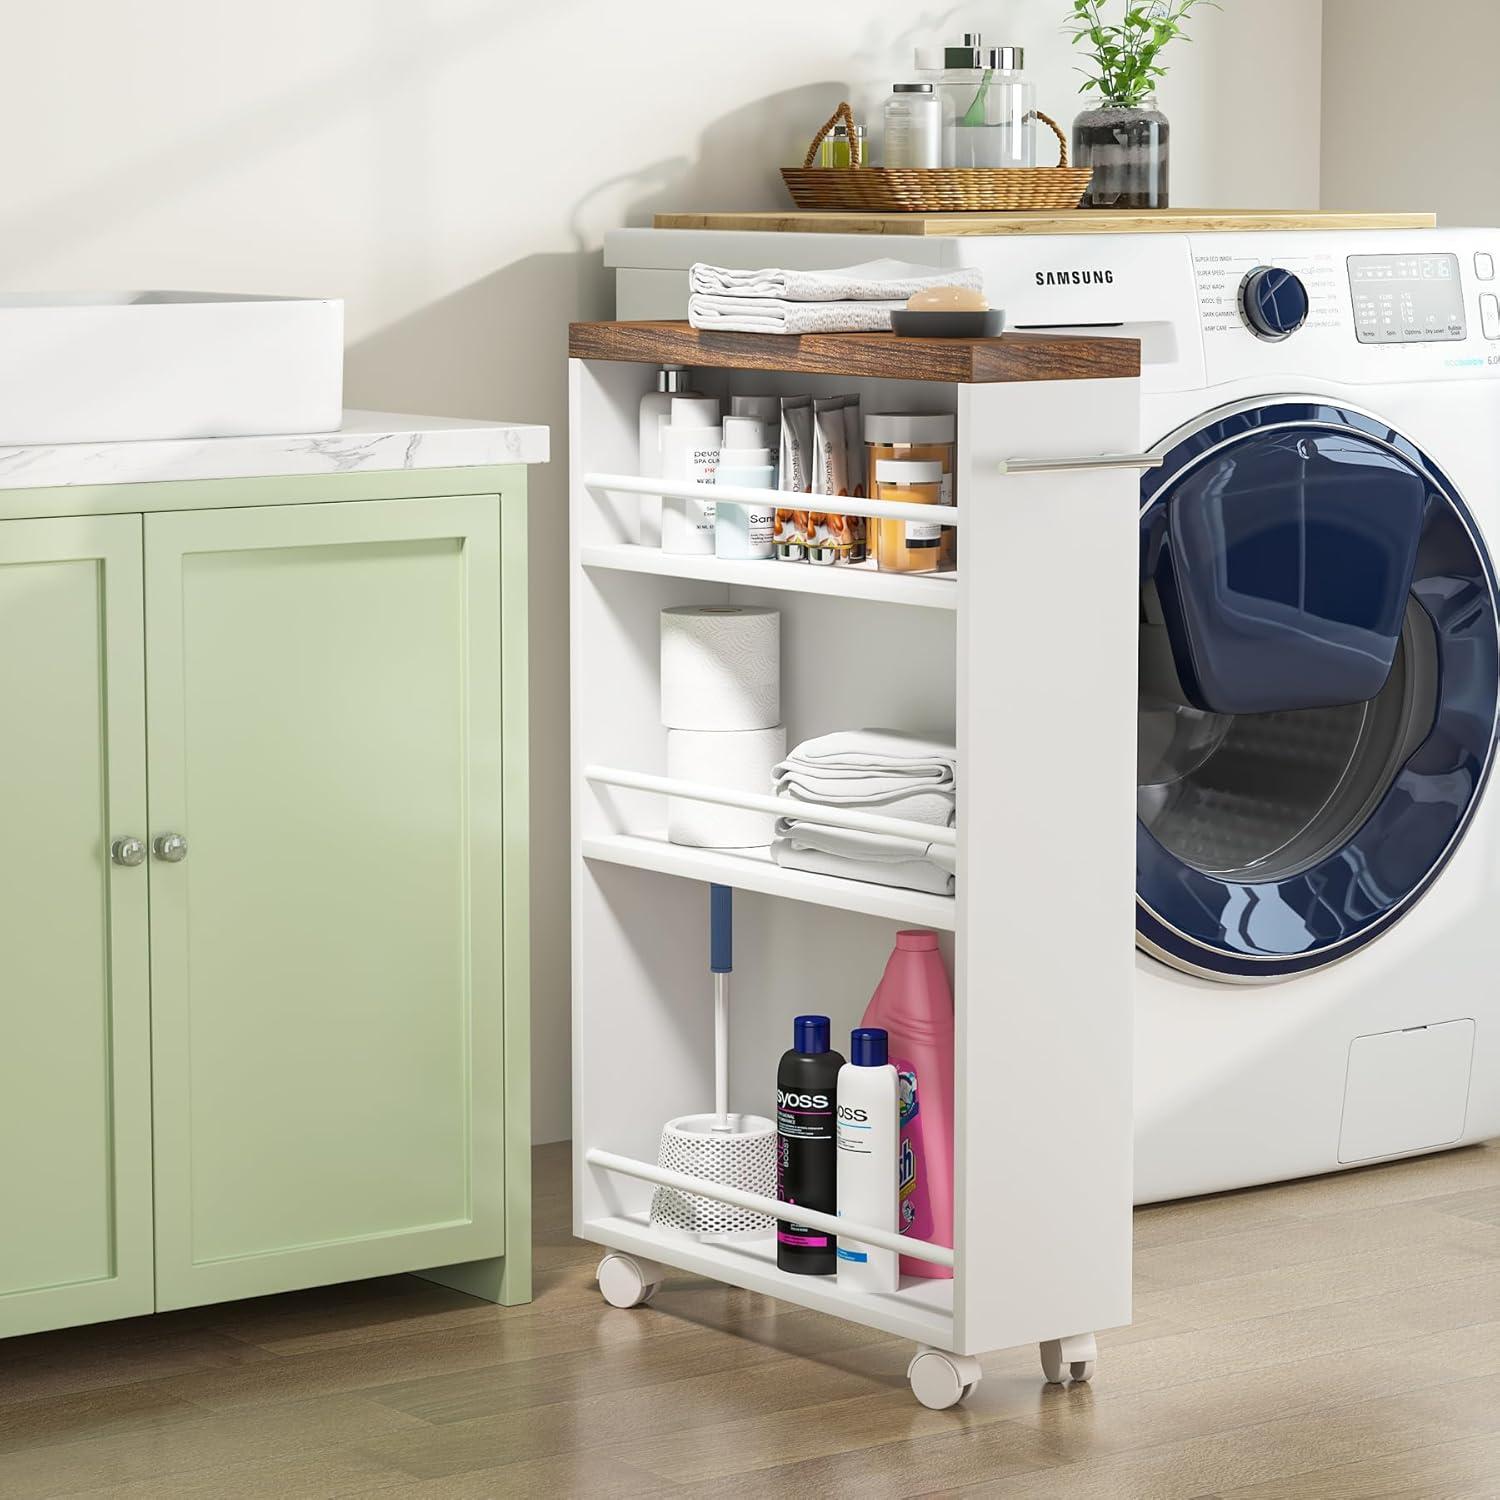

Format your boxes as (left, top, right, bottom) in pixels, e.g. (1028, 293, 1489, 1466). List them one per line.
(649, 884, 777, 1240)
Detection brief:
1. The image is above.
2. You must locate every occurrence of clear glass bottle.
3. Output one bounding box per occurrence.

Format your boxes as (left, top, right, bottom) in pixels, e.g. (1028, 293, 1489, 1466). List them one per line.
(818, 121, 865, 169)
(883, 83, 941, 169)
(930, 35, 1034, 169)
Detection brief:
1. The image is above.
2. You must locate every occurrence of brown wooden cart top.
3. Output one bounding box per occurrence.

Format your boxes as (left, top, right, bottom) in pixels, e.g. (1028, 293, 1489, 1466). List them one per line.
(568, 321, 1139, 384)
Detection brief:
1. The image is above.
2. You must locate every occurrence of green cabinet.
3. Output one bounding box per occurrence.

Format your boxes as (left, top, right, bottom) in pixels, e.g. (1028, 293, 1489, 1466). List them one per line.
(0, 517, 155, 1338)
(0, 473, 530, 1338)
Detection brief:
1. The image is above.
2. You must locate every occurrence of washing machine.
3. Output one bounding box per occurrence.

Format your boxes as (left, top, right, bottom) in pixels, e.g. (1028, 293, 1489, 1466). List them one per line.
(608, 222, 1500, 1202)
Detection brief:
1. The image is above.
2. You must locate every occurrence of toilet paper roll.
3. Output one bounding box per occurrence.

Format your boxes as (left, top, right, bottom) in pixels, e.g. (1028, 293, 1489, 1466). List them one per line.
(660, 605, 780, 730)
(667, 726, 787, 849)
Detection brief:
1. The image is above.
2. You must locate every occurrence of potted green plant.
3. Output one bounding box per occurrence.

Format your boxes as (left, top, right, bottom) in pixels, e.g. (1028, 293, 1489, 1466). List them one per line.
(1067, 0, 1217, 208)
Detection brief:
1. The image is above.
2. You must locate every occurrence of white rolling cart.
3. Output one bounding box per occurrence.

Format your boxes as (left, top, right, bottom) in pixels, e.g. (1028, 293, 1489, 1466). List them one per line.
(569, 321, 1142, 1409)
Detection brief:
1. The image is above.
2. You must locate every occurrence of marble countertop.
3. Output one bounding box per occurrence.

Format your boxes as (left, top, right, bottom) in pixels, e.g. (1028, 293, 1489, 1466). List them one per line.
(0, 410, 549, 490)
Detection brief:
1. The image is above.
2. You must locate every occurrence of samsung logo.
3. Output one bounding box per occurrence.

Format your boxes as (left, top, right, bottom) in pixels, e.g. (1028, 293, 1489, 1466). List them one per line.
(1035, 269, 1115, 286)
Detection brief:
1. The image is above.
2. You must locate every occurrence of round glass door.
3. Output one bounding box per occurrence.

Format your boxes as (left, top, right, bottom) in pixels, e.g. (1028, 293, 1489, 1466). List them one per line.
(1136, 403, 1500, 979)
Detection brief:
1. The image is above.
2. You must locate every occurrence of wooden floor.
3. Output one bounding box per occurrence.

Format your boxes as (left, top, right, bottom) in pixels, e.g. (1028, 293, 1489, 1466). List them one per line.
(4, 1141, 1500, 1498)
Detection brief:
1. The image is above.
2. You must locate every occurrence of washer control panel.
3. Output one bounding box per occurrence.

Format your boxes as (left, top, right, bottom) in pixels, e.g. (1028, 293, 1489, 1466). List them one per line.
(1194, 248, 1343, 340)
(1349, 253, 1466, 343)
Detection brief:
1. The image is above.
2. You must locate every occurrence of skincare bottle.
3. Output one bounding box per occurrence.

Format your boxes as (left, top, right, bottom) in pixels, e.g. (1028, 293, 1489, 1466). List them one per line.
(661, 395, 722, 555)
(715, 415, 775, 561)
(776, 1015, 844, 1275)
(730, 394, 782, 426)
(836, 1028, 900, 1293)
(638, 367, 696, 547)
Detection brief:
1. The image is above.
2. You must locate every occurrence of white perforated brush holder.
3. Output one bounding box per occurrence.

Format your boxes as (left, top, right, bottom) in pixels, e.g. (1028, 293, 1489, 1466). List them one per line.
(649, 1113, 777, 1241)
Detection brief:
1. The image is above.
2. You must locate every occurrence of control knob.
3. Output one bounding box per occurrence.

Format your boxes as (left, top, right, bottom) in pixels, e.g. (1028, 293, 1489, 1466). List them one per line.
(1240, 266, 1309, 341)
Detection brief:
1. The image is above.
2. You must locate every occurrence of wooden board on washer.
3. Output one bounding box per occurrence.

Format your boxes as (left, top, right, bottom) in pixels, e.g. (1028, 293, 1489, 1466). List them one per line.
(651, 208, 1438, 238)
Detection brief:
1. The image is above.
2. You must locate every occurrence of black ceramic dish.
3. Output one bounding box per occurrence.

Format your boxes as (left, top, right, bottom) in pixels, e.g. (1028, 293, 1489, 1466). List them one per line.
(889, 309, 1006, 338)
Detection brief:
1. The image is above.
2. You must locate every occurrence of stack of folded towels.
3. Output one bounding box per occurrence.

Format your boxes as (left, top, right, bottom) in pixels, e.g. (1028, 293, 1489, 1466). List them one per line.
(770, 728, 956, 895)
(688, 259, 985, 336)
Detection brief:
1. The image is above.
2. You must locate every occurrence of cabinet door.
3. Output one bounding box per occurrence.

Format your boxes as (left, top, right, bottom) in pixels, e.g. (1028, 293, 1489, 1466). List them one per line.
(0, 516, 153, 1337)
(145, 496, 505, 1308)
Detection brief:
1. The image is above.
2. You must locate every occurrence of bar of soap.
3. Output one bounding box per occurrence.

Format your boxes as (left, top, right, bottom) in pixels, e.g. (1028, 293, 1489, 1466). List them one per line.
(906, 284, 989, 312)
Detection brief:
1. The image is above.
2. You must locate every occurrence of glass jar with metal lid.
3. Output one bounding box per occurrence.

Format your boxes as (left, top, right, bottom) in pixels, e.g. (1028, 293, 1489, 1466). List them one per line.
(926, 32, 1036, 169)
(818, 119, 866, 169)
(883, 83, 942, 169)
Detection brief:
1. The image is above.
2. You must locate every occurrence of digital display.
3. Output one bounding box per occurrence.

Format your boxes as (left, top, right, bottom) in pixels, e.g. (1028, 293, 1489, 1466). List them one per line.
(1349, 254, 1465, 343)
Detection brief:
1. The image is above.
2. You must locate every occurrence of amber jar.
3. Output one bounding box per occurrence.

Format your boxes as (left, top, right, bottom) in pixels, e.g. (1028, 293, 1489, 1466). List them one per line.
(865, 413, 956, 572)
(873, 459, 946, 572)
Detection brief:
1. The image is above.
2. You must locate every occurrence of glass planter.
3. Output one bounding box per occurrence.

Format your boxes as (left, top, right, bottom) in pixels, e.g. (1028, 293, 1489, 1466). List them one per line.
(1072, 99, 1169, 209)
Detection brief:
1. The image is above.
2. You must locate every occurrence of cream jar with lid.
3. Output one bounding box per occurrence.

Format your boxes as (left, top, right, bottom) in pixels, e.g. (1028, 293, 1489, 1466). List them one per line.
(865, 412, 957, 572)
(873, 459, 946, 573)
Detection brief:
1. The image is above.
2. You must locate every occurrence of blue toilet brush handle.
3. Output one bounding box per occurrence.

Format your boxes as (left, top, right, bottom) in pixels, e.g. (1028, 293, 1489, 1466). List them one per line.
(710, 883, 733, 974)
(710, 884, 732, 1129)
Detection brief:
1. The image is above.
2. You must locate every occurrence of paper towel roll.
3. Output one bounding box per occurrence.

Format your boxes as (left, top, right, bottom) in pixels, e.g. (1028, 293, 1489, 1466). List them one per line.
(660, 605, 780, 730)
(667, 726, 787, 848)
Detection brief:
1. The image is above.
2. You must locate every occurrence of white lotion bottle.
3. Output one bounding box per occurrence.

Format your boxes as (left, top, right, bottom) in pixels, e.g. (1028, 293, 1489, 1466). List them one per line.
(661, 395, 722, 555)
(836, 1026, 900, 1293)
(638, 366, 696, 547)
(715, 414, 776, 560)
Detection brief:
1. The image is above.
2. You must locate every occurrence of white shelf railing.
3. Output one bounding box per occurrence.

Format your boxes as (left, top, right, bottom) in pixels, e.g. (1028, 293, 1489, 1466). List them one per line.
(585, 1148, 955, 1269)
(584, 765, 958, 849)
(584, 472, 962, 530)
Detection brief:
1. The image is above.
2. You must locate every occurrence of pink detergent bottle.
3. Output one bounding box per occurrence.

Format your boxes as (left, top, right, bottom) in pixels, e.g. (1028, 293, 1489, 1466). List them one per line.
(861, 930, 954, 1280)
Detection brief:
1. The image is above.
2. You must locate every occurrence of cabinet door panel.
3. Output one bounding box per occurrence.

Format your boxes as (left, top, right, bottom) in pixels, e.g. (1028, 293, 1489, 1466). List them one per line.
(0, 516, 152, 1337)
(145, 497, 504, 1308)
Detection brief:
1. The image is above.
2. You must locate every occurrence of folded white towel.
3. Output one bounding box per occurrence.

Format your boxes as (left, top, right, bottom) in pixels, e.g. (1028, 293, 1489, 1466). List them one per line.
(689, 294, 904, 336)
(774, 819, 956, 873)
(778, 729, 956, 782)
(690, 259, 985, 304)
(772, 828, 955, 896)
(776, 779, 955, 827)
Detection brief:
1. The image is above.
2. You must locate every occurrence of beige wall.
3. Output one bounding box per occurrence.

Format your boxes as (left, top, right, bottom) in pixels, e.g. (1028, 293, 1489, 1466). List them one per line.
(1323, 0, 1500, 224)
(1, 1, 1321, 1144)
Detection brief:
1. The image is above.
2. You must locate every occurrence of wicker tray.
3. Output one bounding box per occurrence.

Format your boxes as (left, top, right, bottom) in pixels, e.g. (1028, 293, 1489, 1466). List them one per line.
(781, 102, 1093, 214)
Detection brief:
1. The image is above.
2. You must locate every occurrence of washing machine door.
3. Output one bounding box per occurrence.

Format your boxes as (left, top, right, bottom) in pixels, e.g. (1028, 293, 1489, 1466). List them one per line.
(1136, 402, 1500, 979)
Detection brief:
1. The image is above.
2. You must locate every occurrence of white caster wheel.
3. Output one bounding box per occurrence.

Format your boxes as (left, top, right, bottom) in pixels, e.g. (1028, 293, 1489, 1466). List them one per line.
(596, 1253, 663, 1309)
(907, 1345, 983, 1410)
(1040, 1333, 1098, 1385)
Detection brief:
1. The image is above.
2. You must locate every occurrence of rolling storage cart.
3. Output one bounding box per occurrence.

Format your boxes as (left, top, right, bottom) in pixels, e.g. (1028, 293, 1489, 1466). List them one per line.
(569, 321, 1142, 1408)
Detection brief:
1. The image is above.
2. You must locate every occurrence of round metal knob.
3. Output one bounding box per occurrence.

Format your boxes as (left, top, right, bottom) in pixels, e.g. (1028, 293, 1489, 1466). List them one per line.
(153, 832, 189, 863)
(1239, 266, 1309, 341)
(111, 836, 146, 868)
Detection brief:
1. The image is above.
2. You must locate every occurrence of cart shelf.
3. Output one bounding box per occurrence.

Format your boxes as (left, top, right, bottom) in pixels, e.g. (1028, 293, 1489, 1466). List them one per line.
(583, 832, 957, 928)
(583, 1213, 954, 1346)
(580, 543, 959, 610)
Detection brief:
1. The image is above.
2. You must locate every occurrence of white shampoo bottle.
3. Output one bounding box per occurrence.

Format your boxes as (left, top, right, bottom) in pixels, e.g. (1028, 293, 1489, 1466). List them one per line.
(836, 1026, 900, 1293)
(638, 367, 696, 548)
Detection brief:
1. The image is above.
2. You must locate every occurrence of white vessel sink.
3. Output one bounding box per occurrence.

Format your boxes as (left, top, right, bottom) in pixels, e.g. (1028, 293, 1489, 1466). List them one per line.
(0, 291, 343, 447)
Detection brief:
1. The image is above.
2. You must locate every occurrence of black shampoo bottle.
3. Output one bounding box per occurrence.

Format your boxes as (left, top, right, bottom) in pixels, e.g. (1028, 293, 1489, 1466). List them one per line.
(776, 1014, 845, 1274)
